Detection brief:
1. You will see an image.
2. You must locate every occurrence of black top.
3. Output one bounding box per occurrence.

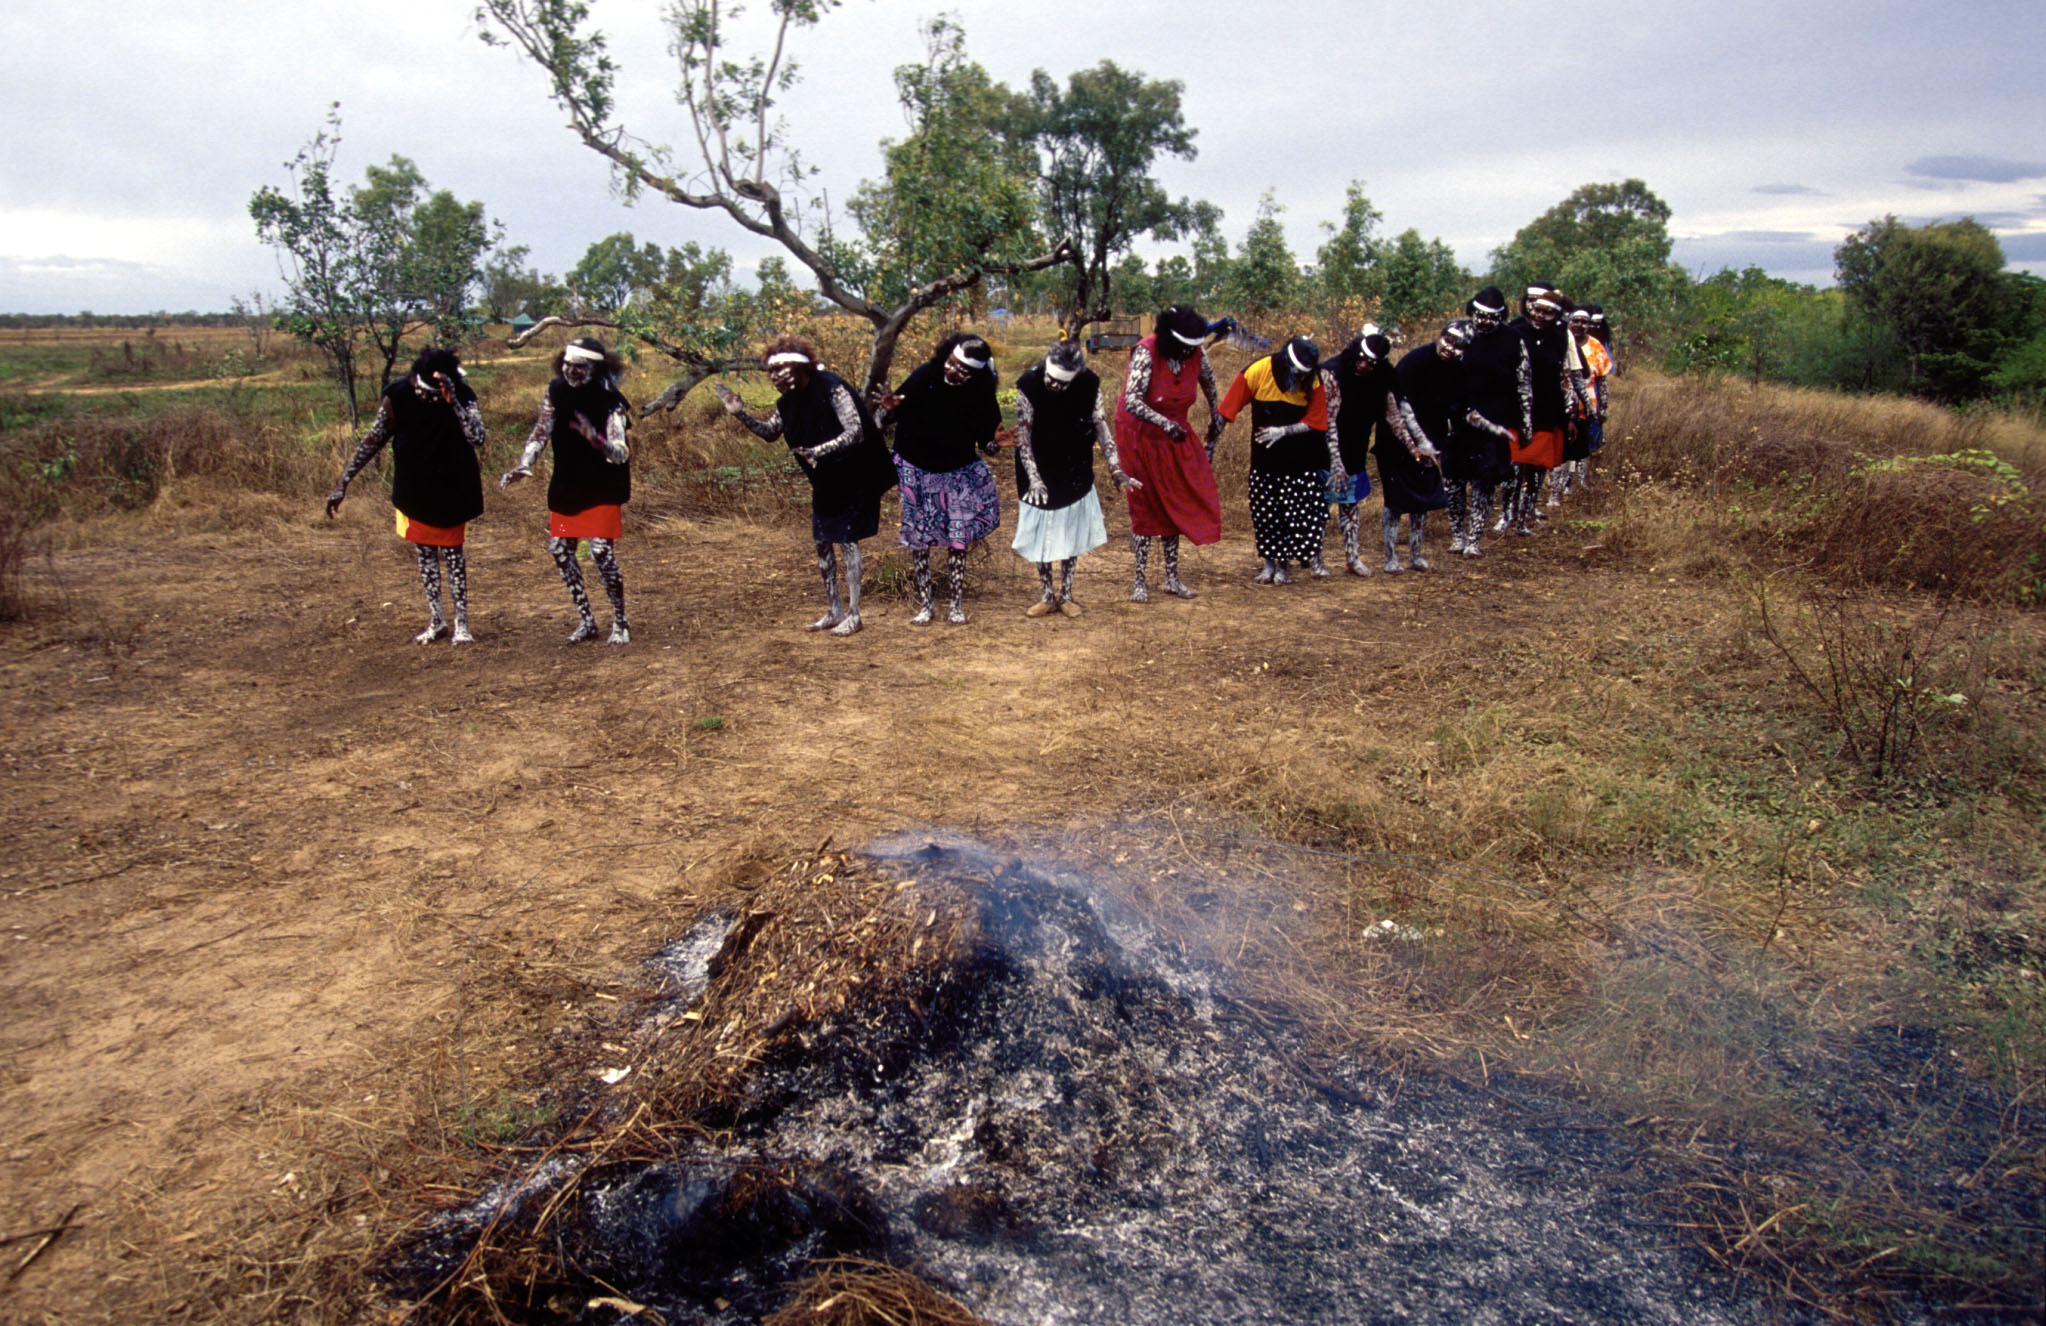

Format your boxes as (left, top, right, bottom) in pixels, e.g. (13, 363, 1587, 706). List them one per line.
(1459, 327, 1523, 434)
(1015, 365, 1101, 509)
(889, 361, 1001, 473)
(545, 377, 631, 515)
(778, 369, 896, 512)
(1394, 344, 1461, 450)
(384, 378, 483, 528)
(1329, 339, 1399, 473)
(1513, 316, 1571, 430)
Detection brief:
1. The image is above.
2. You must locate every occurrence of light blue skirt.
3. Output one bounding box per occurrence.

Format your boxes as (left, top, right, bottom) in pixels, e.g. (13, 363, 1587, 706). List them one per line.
(1011, 490, 1108, 564)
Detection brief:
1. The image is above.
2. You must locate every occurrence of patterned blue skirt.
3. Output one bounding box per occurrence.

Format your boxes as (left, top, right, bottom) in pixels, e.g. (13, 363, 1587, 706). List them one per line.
(894, 454, 1001, 550)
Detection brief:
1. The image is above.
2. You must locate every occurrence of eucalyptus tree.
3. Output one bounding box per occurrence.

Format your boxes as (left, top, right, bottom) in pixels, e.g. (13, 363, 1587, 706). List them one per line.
(477, 0, 1069, 405)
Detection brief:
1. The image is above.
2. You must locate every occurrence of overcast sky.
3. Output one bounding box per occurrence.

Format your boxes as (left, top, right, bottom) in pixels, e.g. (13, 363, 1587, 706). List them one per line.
(3, 0, 2042, 315)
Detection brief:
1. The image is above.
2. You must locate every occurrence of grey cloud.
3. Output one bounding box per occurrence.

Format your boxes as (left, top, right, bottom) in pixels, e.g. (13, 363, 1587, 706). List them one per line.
(1670, 235, 1839, 286)
(1716, 229, 1820, 243)
(1906, 155, 2046, 183)
(1752, 183, 1823, 197)
(1999, 232, 2046, 262)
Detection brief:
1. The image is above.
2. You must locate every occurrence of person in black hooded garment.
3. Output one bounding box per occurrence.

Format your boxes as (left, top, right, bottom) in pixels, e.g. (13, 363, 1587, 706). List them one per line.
(1320, 323, 1424, 575)
(714, 336, 895, 636)
(501, 337, 634, 644)
(1375, 322, 1465, 570)
(324, 345, 486, 644)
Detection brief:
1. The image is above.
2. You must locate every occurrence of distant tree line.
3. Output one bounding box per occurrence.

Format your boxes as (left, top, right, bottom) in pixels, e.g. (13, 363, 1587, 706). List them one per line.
(223, 5, 2046, 419)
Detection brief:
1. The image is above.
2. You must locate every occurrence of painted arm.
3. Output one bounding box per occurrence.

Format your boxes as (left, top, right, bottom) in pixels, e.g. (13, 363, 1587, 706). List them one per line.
(796, 382, 865, 462)
(1120, 342, 1180, 437)
(1093, 393, 1138, 490)
(1199, 356, 1223, 456)
(501, 395, 553, 487)
(456, 397, 486, 452)
(325, 397, 395, 516)
(1516, 341, 1534, 440)
(1014, 392, 1049, 506)
(711, 382, 785, 440)
(1321, 369, 1349, 483)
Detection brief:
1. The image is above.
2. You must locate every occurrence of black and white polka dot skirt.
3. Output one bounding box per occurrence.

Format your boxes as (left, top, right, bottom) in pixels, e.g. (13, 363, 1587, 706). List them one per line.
(1248, 470, 1329, 563)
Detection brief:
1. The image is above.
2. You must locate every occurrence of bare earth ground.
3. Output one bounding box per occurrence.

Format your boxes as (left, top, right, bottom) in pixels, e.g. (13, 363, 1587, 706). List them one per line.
(0, 481, 1994, 1321)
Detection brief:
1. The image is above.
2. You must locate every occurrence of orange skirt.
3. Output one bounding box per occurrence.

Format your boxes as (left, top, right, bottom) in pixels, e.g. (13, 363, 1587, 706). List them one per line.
(1510, 427, 1565, 470)
(549, 504, 624, 540)
(395, 508, 466, 547)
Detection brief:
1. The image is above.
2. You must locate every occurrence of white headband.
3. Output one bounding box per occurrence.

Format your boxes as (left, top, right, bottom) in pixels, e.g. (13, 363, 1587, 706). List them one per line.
(563, 344, 605, 364)
(1472, 298, 1505, 315)
(766, 352, 812, 366)
(1168, 327, 1205, 348)
(1532, 294, 1563, 312)
(1044, 359, 1080, 383)
(949, 344, 990, 370)
(1284, 343, 1311, 374)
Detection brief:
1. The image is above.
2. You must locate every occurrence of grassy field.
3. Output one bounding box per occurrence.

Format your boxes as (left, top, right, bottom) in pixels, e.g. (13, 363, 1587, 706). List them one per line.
(1, 319, 2042, 1322)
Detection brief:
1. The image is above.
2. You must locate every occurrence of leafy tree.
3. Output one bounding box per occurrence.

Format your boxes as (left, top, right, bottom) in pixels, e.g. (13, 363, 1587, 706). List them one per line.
(1224, 191, 1299, 320)
(1189, 204, 1232, 307)
(479, 0, 1069, 403)
(1110, 252, 1154, 316)
(1006, 59, 1203, 336)
(843, 18, 1044, 317)
(1836, 215, 2019, 398)
(1313, 182, 1383, 314)
(1490, 179, 1687, 330)
(348, 154, 497, 385)
(1376, 229, 1468, 333)
(249, 110, 380, 424)
(480, 245, 566, 321)
(1150, 254, 1195, 312)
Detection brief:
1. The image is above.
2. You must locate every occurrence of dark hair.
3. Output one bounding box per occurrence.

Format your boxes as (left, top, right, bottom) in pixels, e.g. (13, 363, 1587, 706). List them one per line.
(1045, 340, 1087, 374)
(929, 332, 995, 381)
(409, 346, 462, 381)
(552, 336, 626, 385)
(762, 334, 820, 365)
(1154, 304, 1207, 347)
(1272, 335, 1320, 394)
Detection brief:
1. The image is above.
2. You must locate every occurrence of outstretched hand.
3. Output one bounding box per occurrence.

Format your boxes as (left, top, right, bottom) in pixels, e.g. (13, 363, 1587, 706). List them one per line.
(324, 485, 346, 518)
(710, 383, 747, 417)
(499, 466, 531, 490)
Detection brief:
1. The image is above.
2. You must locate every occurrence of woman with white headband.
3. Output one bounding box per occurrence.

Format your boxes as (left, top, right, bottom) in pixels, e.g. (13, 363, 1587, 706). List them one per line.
(500, 337, 633, 644)
(1555, 307, 1611, 501)
(1501, 284, 1590, 534)
(1445, 285, 1528, 557)
(1320, 324, 1408, 575)
(873, 332, 1004, 625)
(1114, 304, 1225, 601)
(713, 336, 894, 635)
(1218, 334, 1330, 584)
(324, 346, 486, 644)
(1012, 339, 1140, 617)
(1385, 322, 1468, 568)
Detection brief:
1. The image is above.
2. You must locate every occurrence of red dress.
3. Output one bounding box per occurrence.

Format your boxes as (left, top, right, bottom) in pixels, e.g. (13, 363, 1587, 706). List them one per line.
(1114, 336, 1222, 544)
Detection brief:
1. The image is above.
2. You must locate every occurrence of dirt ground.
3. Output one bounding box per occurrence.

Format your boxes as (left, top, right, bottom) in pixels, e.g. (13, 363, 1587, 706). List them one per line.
(0, 483, 1837, 1322)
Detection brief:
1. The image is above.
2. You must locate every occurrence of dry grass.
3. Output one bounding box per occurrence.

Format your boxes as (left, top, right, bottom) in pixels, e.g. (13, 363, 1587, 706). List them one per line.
(762, 1259, 990, 1326)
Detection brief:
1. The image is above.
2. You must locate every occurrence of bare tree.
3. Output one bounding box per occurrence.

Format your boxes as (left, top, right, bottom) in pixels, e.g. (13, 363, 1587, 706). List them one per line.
(479, 0, 1069, 403)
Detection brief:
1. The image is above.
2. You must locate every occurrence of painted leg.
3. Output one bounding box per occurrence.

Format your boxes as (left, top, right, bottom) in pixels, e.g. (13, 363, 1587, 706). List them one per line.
(1446, 483, 1469, 554)
(413, 545, 447, 643)
(1382, 507, 1403, 573)
(590, 538, 628, 644)
(832, 542, 864, 635)
(445, 547, 472, 643)
(1028, 562, 1056, 617)
(809, 541, 845, 632)
(1466, 487, 1491, 557)
(1163, 536, 1197, 598)
(1341, 506, 1370, 575)
(550, 537, 599, 642)
(1130, 535, 1151, 603)
(1255, 557, 1278, 585)
(945, 548, 968, 625)
(1057, 558, 1081, 617)
(1409, 513, 1431, 571)
(910, 550, 935, 626)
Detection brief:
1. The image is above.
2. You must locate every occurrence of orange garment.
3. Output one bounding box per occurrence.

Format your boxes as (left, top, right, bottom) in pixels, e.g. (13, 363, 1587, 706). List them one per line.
(1511, 428, 1566, 470)
(395, 508, 466, 547)
(548, 504, 624, 540)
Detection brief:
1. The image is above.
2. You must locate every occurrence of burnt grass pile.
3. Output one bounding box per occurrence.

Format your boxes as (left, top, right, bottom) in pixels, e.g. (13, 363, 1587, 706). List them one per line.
(386, 837, 2029, 1323)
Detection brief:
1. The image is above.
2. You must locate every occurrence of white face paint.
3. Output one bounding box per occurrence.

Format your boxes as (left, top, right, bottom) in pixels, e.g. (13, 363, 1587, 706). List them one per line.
(564, 360, 594, 387)
(768, 364, 805, 393)
(1436, 336, 1466, 361)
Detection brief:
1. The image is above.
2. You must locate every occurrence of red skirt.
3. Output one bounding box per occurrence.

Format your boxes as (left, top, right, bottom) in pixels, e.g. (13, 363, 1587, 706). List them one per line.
(395, 508, 466, 548)
(1119, 430, 1222, 544)
(1510, 427, 1565, 470)
(549, 504, 624, 540)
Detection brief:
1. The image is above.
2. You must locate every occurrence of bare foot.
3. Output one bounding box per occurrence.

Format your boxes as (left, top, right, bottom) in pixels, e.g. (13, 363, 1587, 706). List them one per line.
(806, 611, 845, 632)
(1164, 578, 1197, 599)
(1253, 566, 1276, 585)
(451, 624, 474, 645)
(607, 623, 630, 645)
(1310, 559, 1331, 579)
(1384, 557, 1404, 573)
(829, 614, 862, 637)
(909, 606, 935, 626)
(1411, 556, 1432, 571)
(946, 606, 968, 625)
(1348, 559, 1373, 577)
(566, 621, 600, 643)
(1271, 566, 1293, 585)
(1130, 580, 1151, 603)
(413, 623, 448, 645)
